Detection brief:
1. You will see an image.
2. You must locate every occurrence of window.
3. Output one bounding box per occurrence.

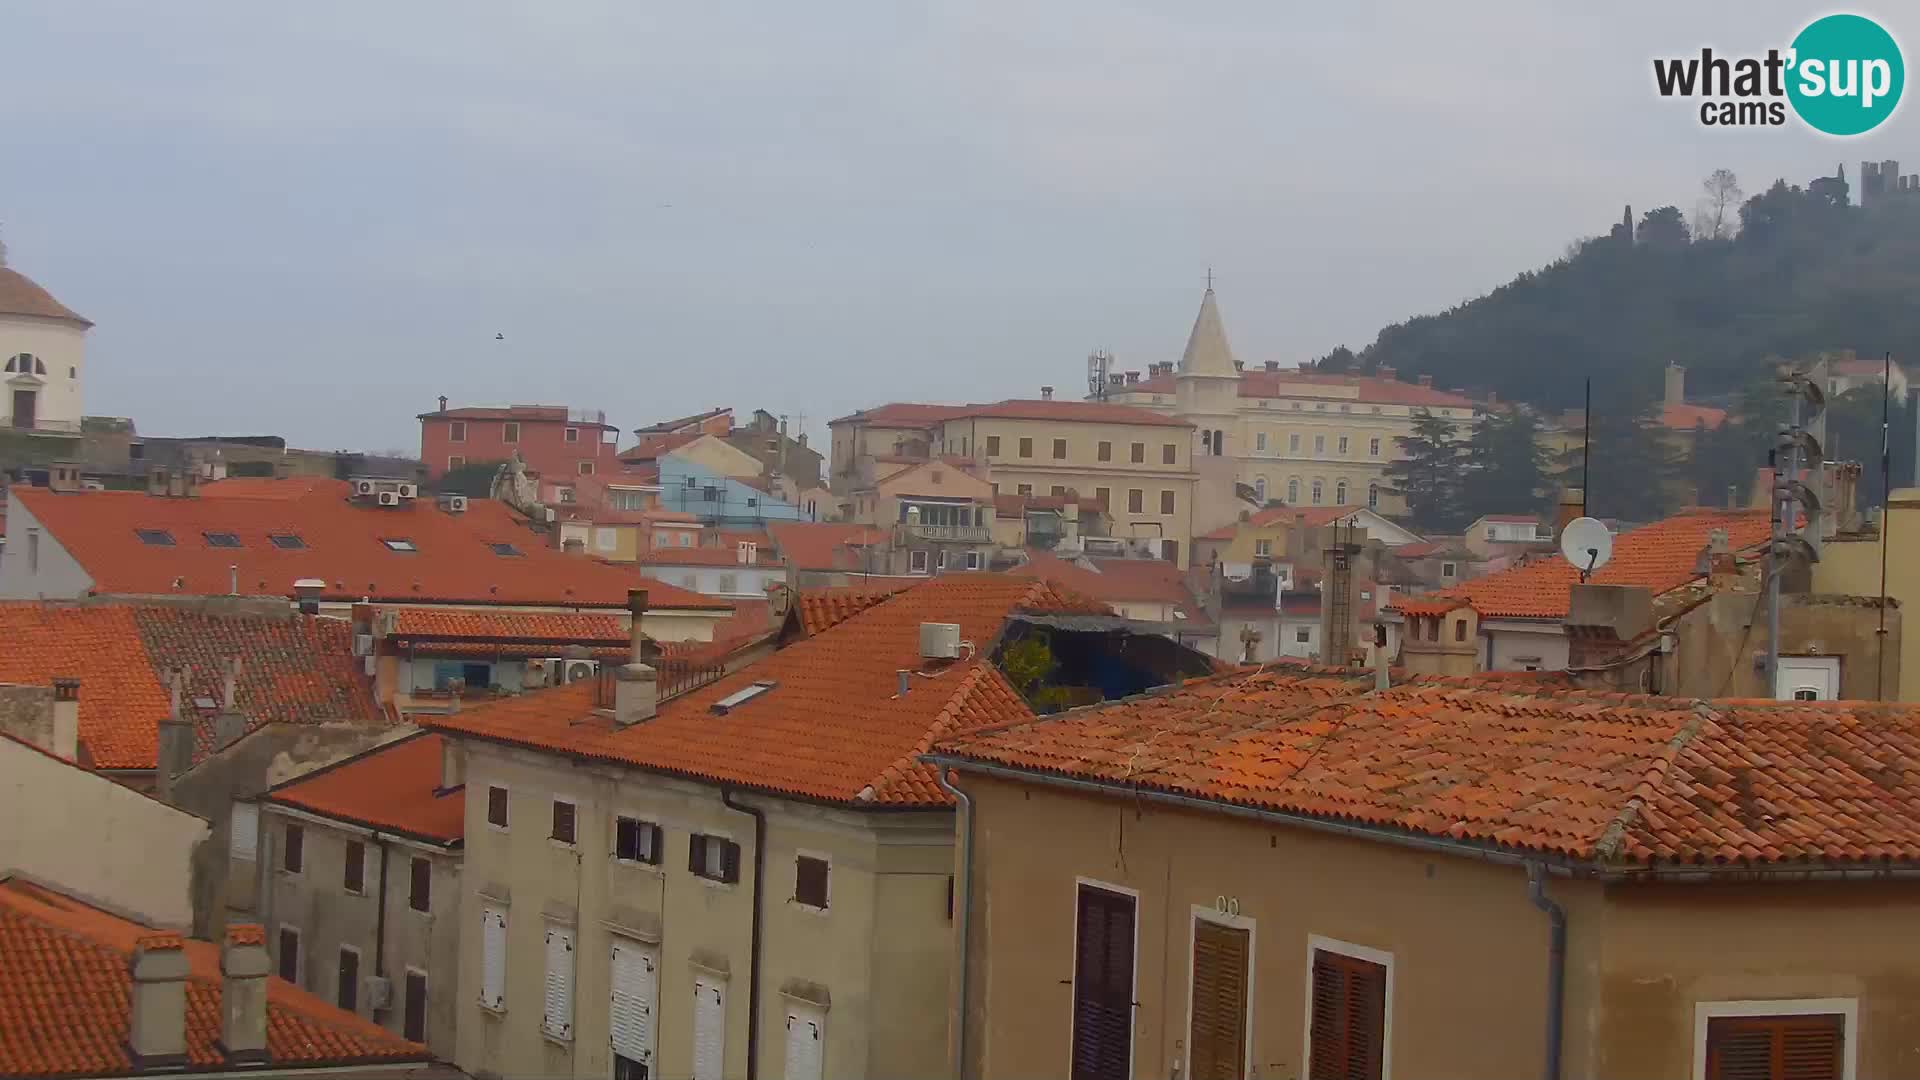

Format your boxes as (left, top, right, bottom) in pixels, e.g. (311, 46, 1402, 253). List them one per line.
(1314, 435, 1326, 454)
(1189, 919, 1251, 1080)
(986, 435, 1001, 456)
(203, 531, 241, 548)
(135, 529, 175, 546)
(503, 421, 520, 443)
(544, 925, 576, 1039)
(1253, 477, 1267, 503)
(1369, 437, 1381, 457)
(479, 907, 507, 1010)
(745, 496, 758, 508)
(689, 833, 742, 883)
(344, 840, 366, 894)
(264, 533, 304, 550)
(487, 785, 508, 828)
(1051, 485, 1067, 498)
(552, 800, 576, 845)
(1368, 484, 1379, 509)
(1254, 540, 1272, 557)
(1454, 619, 1467, 642)
(5, 353, 44, 375)
(337, 947, 360, 1013)
(1071, 884, 1136, 1080)
(565, 427, 580, 443)
(1095, 486, 1110, 508)
(909, 549, 930, 574)
(490, 542, 524, 557)
(1441, 562, 1457, 579)
(1311, 480, 1324, 505)
(718, 572, 738, 593)
(448, 455, 465, 470)
(1308, 944, 1389, 1080)
(611, 940, 660, 1075)
(1131, 442, 1145, 463)
(1052, 438, 1068, 459)
(26, 530, 38, 574)
(1701, 1005, 1848, 1080)
(1098, 441, 1112, 462)
(1017, 484, 1033, 496)
(965, 551, 982, 570)
(1335, 481, 1348, 505)
(1018, 437, 1034, 458)
(693, 976, 727, 1080)
(1289, 433, 1301, 453)
(785, 1002, 827, 1080)
(595, 528, 618, 552)
(1160, 490, 1175, 515)
(1297, 627, 1312, 644)
(382, 538, 417, 552)
(409, 857, 432, 913)
(230, 803, 258, 861)
(1338, 436, 1349, 455)
(616, 817, 664, 864)
(795, 855, 830, 910)
(283, 824, 304, 874)
(449, 421, 467, 443)
(1163, 443, 1179, 464)
(1128, 489, 1144, 513)
(403, 971, 428, 1043)
(277, 927, 300, 984)
(579, 461, 595, 476)
(1287, 478, 1300, 503)
(1255, 432, 1267, 452)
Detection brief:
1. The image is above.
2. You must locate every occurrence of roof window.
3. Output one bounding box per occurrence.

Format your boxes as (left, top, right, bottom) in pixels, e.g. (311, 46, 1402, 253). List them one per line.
(489, 542, 524, 557)
(204, 532, 242, 548)
(135, 529, 176, 546)
(710, 680, 778, 716)
(382, 538, 418, 552)
(269, 534, 307, 550)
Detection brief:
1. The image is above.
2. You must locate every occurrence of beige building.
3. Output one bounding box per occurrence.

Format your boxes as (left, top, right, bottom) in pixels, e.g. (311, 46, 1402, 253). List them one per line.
(930, 669, 1920, 1080)
(1099, 287, 1478, 521)
(1816, 488, 1920, 701)
(256, 731, 465, 1055)
(843, 458, 999, 574)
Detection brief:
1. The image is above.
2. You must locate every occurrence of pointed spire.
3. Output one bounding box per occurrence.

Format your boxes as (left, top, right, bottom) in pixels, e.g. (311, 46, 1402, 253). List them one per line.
(1178, 284, 1238, 378)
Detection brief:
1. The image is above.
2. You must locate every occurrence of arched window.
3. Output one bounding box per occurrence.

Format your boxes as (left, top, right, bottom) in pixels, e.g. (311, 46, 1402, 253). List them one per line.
(1454, 618, 1467, 642)
(1254, 478, 1267, 503)
(5, 354, 44, 376)
(1367, 483, 1380, 509)
(1286, 478, 1300, 503)
(1311, 479, 1324, 505)
(1199, 429, 1212, 456)
(1335, 480, 1348, 505)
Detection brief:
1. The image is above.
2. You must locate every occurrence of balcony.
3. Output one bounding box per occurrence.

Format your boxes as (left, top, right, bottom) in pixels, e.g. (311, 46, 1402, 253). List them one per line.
(900, 523, 993, 543)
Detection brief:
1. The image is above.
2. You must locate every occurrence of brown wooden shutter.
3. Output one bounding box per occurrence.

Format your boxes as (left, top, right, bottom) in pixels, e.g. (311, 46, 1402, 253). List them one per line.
(403, 972, 428, 1043)
(1706, 1014, 1843, 1080)
(721, 840, 743, 884)
(409, 856, 431, 912)
(1308, 950, 1385, 1080)
(689, 833, 708, 876)
(1189, 921, 1250, 1080)
(1070, 885, 1135, 1080)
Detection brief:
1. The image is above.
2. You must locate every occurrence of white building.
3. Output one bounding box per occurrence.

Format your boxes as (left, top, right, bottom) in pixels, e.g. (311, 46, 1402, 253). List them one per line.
(0, 264, 90, 434)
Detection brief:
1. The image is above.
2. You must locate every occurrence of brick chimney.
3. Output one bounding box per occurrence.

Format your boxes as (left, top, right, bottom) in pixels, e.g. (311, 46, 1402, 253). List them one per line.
(1264, 361, 1279, 372)
(1554, 488, 1585, 535)
(212, 658, 248, 751)
(1378, 366, 1397, 381)
(156, 670, 195, 804)
(218, 925, 270, 1064)
(614, 589, 658, 727)
(50, 677, 79, 762)
(127, 934, 190, 1070)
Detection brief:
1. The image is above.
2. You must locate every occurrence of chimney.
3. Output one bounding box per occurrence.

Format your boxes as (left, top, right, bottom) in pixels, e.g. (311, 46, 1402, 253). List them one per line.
(1565, 584, 1655, 671)
(563, 538, 586, 555)
(127, 934, 190, 1070)
(1125, 371, 1140, 384)
(156, 670, 194, 804)
(438, 395, 449, 412)
(50, 677, 79, 763)
(440, 738, 466, 791)
(1378, 366, 1397, 381)
(147, 465, 168, 497)
(1040, 386, 1054, 401)
(1554, 488, 1585, 535)
(292, 579, 324, 616)
(613, 589, 658, 727)
(1417, 374, 1433, 388)
(1665, 363, 1685, 408)
(1371, 623, 1390, 691)
(214, 658, 246, 752)
(217, 925, 270, 1064)
(1264, 361, 1279, 372)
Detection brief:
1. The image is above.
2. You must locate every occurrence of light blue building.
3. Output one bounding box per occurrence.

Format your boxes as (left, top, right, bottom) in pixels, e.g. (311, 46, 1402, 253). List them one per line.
(657, 454, 808, 525)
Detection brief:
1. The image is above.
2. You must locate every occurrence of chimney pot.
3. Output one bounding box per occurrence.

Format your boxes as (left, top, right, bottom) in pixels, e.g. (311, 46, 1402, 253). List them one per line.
(217, 925, 271, 1064)
(1417, 374, 1433, 387)
(50, 678, 79, 762)
(128, 935, 190, 1069)
(1665, 362, 1686, 408)
(1264, 361, 1280, 372)
(1040, 386, 1054, 401)
(438, 395, 449, 412)
(897, 669, 911, 696)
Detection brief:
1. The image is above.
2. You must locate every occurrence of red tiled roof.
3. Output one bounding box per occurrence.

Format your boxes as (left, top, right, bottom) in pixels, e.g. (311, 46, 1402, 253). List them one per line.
(1124, 370, 1476, 409)
(0, 879, 425, 1077)
(634, 545, 782, 567)
(417, 404, 616, 428)
(426, 575, 1104, 807)
(197, 477, 353, 501)
(933, 674, 1920, 868)
(265, 732, 463, 845)
(1392, 541, 1446, 559)
(1387, 509, 1770, 620)
(794, 585, 911, 636)
(1009, 550, 1188, 608)
(1660, 402, 1728, 431)
(1198, 505, 1370, 540)
(618, 431, 705, 463)
(829, 403, 974, 427)
(0, 603, 379, 771)
(0, 267, 90, 327)
(765, 522, 888, 572)
(634, 407, 731, 435)
(1478, 514, 1541, 524)
(12, 484, 728, 609)
(948, 399, 1191, 427)
(388, 609, 628, 643)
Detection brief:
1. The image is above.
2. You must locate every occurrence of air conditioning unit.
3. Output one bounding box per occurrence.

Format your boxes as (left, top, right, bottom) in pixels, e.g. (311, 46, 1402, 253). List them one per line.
(560, 659, 600, 684)
(919, 622, 962, 660)
(352, 633, 374, 657)
(525, 657, 559, 686)
(378, 490, 400, 507)
(355, 479, 378, 496)
(362, 975, 392, 1012)
(447, 494, 468, 512)
(396, 482, 418, 500)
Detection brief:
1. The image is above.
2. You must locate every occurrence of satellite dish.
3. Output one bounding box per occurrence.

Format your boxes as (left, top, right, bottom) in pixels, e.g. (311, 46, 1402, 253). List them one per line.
(1559, 517, 1613, 581)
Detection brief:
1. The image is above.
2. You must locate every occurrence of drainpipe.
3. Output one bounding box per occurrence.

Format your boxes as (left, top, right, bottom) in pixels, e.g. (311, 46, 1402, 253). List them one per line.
(934, 767, 974, 1080)
(373, 839, 390, 984)
(722, 789, 767, 1080)
(1526, 861, 1566, 1080)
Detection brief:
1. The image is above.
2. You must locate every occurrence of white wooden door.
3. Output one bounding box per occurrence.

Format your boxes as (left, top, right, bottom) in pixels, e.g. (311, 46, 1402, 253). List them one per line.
(542, 925, 574, 1039)
(783, 1002, 825, 1080)
(1776, 656, 1841, 701)
(479, 907, 506, 1010)
(609, 939, 658, 1068)
(692, 976, 726, 1080)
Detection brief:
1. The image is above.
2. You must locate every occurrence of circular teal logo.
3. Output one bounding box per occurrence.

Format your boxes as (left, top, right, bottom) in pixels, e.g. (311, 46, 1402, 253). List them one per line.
(1787, 14, 1904, 136)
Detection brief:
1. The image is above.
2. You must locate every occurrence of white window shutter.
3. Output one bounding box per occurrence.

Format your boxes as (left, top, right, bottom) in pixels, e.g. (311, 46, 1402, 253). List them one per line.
(783, 1003, 825, 1080)
(543, 926, 574, 1038)
(229, 803, 258, 861)
(480, 907, 506, 1010)
(692, 976, 726, 1080)
(609, 940, 658, 1063)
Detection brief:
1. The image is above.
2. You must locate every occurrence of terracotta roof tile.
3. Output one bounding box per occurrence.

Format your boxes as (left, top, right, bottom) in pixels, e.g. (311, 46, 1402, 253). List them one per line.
(0, 267, 90, 326)
(0, 878, 425, 1077)
(944, 399, 1192, 428)
(634, 545, 782, 568)
(765, 522, 889, 572)
(1198, 505, 1371, 540)
(794, 585, 911, 636)
(618, 431, 705, 463)
(388, 609, 627, 643)
(1126, 370, 1476, 409)
(935, 674, 1920, 868)
(418, 404, 616, 428)
(265, 732, 463, 845)
(1009, 550, 1194, 610)
(1660, 402, 1729, 430)
(426, 575, 1098, 806)
(1387, 509, 1769, 620)
(12, 483, 728, 609)
(829, 403, 975, 427)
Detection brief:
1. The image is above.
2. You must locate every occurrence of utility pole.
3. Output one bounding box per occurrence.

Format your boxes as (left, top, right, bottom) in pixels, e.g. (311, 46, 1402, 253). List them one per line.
(1768, 371, 1825, 695)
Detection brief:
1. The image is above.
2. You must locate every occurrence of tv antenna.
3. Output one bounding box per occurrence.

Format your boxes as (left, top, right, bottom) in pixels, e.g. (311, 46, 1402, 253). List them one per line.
(1559, 517, 1613, 582)
(1087, 349, 1114, 402)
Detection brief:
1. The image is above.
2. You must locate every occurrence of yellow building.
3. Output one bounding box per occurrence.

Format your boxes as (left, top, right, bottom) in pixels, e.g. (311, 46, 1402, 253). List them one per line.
(1814, 487, 1920, 701)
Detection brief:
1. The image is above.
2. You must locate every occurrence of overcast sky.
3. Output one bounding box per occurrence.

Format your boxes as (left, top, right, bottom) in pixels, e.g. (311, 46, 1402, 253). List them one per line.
(5, 2, 1914, 453)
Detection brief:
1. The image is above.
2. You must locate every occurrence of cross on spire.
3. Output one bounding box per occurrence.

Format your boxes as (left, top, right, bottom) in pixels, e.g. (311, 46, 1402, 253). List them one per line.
(1205, 266, 1214, 291)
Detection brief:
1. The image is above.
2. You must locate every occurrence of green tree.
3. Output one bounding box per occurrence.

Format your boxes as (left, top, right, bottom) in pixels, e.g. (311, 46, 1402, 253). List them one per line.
(1459, 410, 1551, 520)
(1313, 345, 1358, 373)
(1563, 395, 1684, 523)
(1384, 410, 1466, 531)
(1635, 205, 1691, 250)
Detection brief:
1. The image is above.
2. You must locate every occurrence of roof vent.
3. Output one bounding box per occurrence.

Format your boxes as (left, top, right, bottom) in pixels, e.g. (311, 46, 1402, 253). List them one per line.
(919, 622, 962, 659)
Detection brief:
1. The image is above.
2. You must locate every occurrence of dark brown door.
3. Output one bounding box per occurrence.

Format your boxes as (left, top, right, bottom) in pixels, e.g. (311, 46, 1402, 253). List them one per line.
(1308, 949, 1386, 1080)
(1705, 1014, 1843, 1080)
(403, 971, 428, 1043)
(11, 389, 34, 430)
(1070, 884, 1135, 1080)
(1189, 921, 1250, 1080)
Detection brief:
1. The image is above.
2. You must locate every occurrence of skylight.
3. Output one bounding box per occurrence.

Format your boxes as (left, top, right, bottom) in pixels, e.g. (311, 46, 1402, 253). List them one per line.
(382, 538, 418, 552)
(135, 529, 175, 547)
(709, 680, 778, 716)
(203, 532, 242, 549)
(489, 542, 524, 557)
(269, 534, 307, 550)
